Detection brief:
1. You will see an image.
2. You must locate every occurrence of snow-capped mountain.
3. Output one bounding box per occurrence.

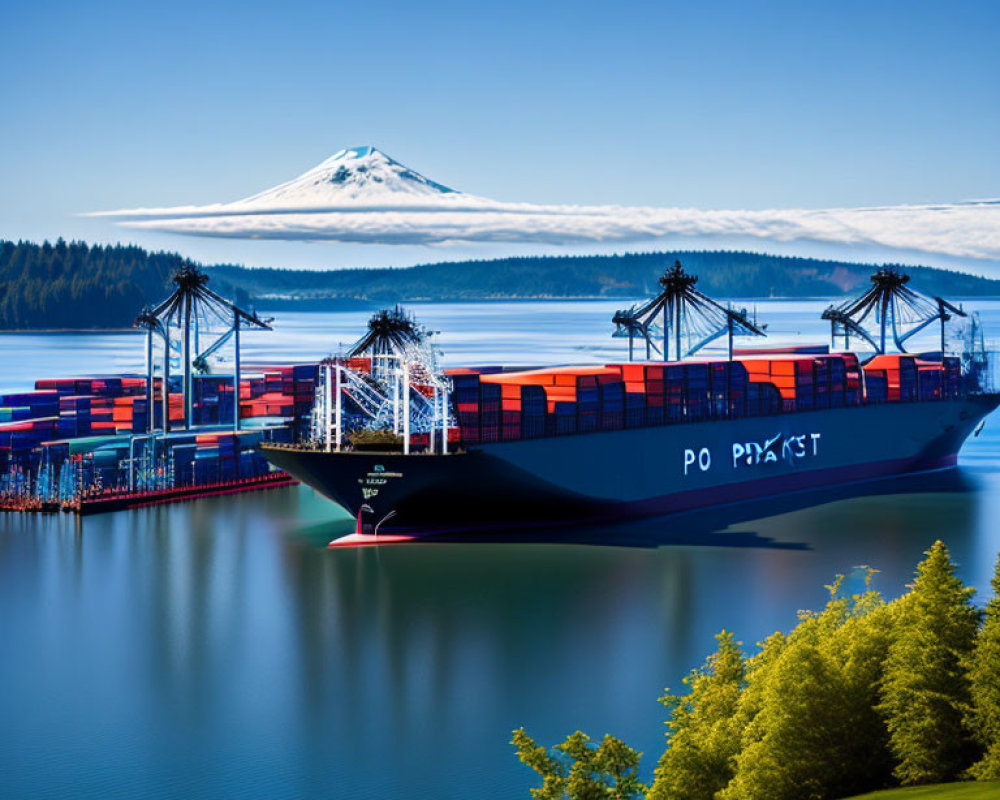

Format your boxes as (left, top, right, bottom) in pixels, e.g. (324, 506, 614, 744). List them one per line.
(238, 146, 462, 208)
(91, 146, 1000, 262)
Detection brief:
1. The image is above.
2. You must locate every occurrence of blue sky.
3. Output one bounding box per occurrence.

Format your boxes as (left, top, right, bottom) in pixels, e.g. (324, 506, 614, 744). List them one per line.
(2, 0, 998, 270)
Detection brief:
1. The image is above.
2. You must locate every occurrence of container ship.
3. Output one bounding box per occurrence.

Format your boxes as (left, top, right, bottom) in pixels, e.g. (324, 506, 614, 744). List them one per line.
(260, 264, 1000, 544)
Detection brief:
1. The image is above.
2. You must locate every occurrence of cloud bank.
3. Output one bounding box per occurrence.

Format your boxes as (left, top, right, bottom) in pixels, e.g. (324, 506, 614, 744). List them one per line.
(90, 147, 1000, 261)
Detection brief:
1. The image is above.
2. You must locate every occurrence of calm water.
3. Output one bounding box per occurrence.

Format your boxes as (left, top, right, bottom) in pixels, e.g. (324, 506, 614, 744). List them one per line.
(1, 301, 999, 800)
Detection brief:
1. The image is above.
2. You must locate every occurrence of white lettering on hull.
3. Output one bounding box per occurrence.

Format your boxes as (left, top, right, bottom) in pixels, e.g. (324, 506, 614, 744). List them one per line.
(684, 432, 821, 475)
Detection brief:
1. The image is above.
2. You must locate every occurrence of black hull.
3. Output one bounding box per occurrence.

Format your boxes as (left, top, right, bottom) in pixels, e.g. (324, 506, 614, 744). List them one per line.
(261, 395, 999, 536)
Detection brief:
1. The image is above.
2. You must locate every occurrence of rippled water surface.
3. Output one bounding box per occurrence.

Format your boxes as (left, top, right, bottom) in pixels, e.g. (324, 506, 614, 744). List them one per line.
(1, 300, 999, 800)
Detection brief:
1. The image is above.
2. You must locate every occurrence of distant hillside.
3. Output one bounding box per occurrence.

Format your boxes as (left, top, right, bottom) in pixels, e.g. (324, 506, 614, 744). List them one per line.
(0, 239, 249, 330)
(3, 239, 999, 330)
(210, 250, 1000, 305)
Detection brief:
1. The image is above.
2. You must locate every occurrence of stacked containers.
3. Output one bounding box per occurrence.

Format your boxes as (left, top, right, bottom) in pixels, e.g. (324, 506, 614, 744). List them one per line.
(450, 372, 482, 445)
(812, 355, 853, 410)
(864, 371, 889, 404)
(684, 363, 710, 421)
(90, 396, 116, 432)
(479, 382, 501, 443)
(620, 363, 646, 429)
(706, 361, 749, 418)
(521, 385, 547, 439)
(827, 356, 846, 407)
(192, 376, 231, 425)
(838, 353, 862, 406)
(2, 367, 299, 501)
(111, 396, 149, 434)
(551, 401, 578, 435)
(0, 391, 59, 419)
(239, 391, 293, 418)
(599, 380, 625, 430)
(576, 375, 601, 433)
(443, 350, 952, 449)
(287, 365, 319, 439)
(813, 357, 830, 409)
(917, 362, 944, 400)
(864, 355, 917, 402)
(743, 358, 815, 412)
(943, 356, 961, 398)
(171, 443, 197, 485)
(0, 406, 32, 423)
(500, 384, 523, 441)
(775, 359, 814, 411)
(665, 365, 685, 422)
(619, 363, 663, 427)
(0, 418, 60, 458)
(475, 367, 625, 441)
(59, 395, 93, 437)
(747, 380, 784, 415)
(645, 366, 666, 426)
(234, 365, 318, 431)
(624, 391, 646, 429)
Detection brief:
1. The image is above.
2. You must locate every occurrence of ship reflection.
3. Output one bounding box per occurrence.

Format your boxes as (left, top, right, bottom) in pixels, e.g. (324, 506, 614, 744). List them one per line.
(280, 466, 984, 798)
(294, 466, 980, 550)
(1, 468, 983, 800)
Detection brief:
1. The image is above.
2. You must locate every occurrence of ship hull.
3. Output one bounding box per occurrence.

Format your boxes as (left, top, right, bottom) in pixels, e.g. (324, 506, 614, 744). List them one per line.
(261, 395, 999, 535)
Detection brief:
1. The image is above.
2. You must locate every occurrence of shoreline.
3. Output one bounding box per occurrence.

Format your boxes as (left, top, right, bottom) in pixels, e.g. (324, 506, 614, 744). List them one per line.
(2, 294, 1000, 333)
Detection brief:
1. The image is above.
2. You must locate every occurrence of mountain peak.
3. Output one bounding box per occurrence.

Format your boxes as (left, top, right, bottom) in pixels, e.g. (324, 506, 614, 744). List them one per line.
(239, 146, 458, 208)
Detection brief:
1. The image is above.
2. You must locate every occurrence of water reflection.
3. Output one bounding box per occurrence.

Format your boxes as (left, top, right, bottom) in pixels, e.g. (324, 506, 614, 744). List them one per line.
(0, 463, 994, 800)
(2, 297, 999, 799)
(273, 467, 987, 799)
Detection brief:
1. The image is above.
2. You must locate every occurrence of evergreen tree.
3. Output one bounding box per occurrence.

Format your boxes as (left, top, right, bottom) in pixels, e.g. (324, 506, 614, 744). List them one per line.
(966, 552, 1000, 780)
(511, 728, 645, 800)
(878, 541, 979, 785)
(0, 239, 249, 329)
(207, 249, 1000, 303)
(647, 631, 745, 800)
(721, 576, 894, 800)
(832, 585, 897, 794)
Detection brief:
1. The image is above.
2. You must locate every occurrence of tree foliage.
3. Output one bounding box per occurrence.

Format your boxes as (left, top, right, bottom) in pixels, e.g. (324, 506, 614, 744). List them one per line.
(647, 631, 745, 800)
(966, 553, 1000, 780)
(210, 249, 1000, 303)
(5, 239, 999, 330)
(721, 573, 894, 800)
(878, 541, 980, 785)
(0, 239, 248, 329)
(513, 544, 1000, 800)
(511, 728, 646, 800)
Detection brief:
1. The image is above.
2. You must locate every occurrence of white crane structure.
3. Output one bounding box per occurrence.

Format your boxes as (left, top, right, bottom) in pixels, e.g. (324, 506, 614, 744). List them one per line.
(311, 307, 454, 455)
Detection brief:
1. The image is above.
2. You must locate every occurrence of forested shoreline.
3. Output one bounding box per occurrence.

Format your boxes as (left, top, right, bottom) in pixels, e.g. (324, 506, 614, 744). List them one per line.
(211, 250, 1000, 303)
(512, 542, 1000, 800)
(0, 239, 249, 330)
(3, 238, 1000, 330)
